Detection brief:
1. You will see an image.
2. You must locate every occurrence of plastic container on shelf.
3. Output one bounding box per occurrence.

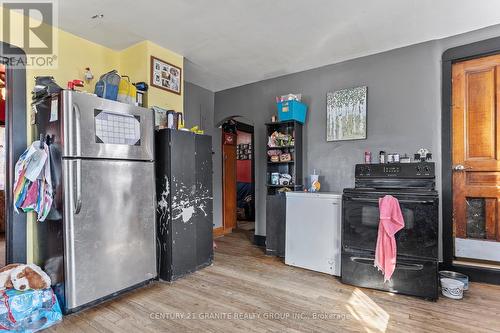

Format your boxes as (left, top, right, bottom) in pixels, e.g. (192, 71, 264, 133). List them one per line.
(277, 100, 308, 124)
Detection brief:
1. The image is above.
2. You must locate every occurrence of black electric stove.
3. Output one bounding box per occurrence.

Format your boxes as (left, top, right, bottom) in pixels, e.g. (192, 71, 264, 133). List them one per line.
(341, 162, 439, 300)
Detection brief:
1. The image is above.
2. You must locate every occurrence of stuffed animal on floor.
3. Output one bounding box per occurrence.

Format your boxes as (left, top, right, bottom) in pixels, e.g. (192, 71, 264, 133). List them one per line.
(0, 263, 51, 291)
(0, 264, 22, 289)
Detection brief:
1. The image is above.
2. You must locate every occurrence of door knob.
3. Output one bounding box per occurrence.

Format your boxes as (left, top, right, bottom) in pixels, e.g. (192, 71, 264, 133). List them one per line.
(452, 164, 472, 171)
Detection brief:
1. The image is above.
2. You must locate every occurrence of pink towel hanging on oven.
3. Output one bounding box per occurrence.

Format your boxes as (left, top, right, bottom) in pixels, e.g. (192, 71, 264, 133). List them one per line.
(374, 195, 405, 282)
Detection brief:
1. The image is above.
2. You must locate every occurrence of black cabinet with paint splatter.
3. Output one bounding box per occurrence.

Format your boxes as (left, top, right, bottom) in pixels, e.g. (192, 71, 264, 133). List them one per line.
(155, 128, 213, 281)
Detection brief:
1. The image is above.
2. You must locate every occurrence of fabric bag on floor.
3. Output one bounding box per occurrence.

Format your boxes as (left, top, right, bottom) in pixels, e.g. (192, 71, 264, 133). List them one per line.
(0, 288, 62, 332)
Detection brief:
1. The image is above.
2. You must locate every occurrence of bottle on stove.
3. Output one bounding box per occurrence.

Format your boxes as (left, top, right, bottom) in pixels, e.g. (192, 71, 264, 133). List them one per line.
(364, 151, 372, 164)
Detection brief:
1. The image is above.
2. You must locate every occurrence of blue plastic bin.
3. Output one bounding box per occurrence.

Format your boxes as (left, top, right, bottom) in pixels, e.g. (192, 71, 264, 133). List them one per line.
(277, 100, 307, 124)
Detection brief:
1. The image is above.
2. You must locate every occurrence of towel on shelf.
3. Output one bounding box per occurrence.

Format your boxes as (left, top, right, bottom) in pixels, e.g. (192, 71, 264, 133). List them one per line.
(374, 195, 404, 282)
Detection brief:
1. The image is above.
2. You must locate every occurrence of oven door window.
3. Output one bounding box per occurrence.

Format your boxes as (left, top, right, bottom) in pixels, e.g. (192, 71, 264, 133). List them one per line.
(343, 196, 438, 259)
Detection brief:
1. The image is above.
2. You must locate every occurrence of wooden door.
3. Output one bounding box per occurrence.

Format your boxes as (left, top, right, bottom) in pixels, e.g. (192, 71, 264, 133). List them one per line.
(222, 133, 237, 232)
(452, 54, 500, 263)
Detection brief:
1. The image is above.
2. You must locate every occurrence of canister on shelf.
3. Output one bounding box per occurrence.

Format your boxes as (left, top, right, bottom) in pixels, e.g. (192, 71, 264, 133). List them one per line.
(166, 110, 177, 129)
(394, 153, 400, 163)
(271, 172, 280, 185)
(379, 151, 386, 164)
(364, 151, 372, 164)
(387, 153, 394, 163)
(400, 154, 411, 163)
(177, 112, 184, 129)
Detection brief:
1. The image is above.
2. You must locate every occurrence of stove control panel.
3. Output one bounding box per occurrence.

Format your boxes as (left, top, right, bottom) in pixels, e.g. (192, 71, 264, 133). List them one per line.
(356, 162, 434, 178)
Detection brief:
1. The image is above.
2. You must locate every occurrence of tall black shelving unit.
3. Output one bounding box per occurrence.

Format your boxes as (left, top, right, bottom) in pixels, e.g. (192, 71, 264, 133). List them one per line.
(155, 129, 214, 281)
(265, 120, 303, 257)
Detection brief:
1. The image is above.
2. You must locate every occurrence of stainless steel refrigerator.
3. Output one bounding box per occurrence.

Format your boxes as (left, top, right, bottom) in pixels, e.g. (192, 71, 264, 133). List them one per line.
(34, 90, 157, 313)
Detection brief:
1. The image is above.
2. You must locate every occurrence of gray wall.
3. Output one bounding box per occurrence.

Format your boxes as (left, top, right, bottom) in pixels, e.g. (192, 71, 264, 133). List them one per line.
(213, 24, 500, 242)
(183, 81, 222, 228)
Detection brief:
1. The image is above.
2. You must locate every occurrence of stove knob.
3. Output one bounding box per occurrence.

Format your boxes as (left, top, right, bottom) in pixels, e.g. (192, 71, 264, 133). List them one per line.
(416, 166, 421, 173)
(424, 166, 430, 173)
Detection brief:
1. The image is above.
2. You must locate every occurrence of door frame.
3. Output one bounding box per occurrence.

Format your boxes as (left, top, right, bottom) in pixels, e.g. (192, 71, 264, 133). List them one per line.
(221, 130, 237, 234)
(442, 36, 500, 284)
(235, 121, 255, 223)
(219, 120, 256, 236)
(1, 42, 28, 264)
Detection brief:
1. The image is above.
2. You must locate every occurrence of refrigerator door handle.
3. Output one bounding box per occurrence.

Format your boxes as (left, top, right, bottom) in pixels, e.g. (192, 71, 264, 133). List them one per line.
(74, 159, 82, 214)
(74, 104, 82, 156)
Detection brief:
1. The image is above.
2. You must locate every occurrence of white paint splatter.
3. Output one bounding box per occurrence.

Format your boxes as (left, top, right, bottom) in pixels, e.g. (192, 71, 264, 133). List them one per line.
(157, 176, 170, 223)
(159, 173, 213, 224)
(181, 206, 195, 222)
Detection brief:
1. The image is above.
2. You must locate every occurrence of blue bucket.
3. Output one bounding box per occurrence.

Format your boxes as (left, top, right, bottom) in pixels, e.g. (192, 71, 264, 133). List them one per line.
(277, 100, 307, 124)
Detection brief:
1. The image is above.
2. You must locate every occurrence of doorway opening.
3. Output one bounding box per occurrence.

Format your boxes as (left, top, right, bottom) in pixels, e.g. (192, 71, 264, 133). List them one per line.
(221, 119, 255, 241)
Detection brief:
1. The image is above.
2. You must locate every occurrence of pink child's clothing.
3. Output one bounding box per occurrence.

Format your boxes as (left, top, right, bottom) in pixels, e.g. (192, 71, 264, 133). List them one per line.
(374, 195, 405, 282)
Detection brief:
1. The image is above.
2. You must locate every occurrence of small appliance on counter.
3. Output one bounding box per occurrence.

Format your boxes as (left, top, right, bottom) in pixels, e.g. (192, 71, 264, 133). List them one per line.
(341, 162, 439, 300)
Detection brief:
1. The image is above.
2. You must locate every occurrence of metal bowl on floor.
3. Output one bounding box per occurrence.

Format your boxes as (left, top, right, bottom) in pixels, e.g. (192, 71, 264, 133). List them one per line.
(439, 271, 469, 291)
(440, 278, 464, 299)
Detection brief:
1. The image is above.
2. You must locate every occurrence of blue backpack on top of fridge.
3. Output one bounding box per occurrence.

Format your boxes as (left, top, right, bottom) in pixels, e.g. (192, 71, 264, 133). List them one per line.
(94, 70, 120, 101)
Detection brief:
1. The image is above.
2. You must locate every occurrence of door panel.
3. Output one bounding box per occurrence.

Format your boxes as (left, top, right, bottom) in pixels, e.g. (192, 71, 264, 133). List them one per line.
(169, 131, 197, 278)
(341, 251, 438, 300)
(266, 193, 286, 257)
(62, 91, 154, 161)
(452, 54, 500, 262)
(342, 194, 439, 260)
(465, 69, 495, 160)
(286, 196, 340, 276)
(222, 137, 236, 231)
(195, 135, 214, 268)
(63, 159, 156, 309)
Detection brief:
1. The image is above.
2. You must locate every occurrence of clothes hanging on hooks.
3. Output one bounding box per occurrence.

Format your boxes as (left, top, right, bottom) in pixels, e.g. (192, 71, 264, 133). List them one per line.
(13, 140, 53, 221)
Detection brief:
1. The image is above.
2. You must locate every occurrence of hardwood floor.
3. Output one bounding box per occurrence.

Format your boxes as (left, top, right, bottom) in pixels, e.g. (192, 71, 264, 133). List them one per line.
(48, 231, 500, 333)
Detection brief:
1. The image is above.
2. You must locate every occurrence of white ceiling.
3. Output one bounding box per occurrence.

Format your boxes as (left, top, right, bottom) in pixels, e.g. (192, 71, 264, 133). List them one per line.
(56, 0, 500, 91)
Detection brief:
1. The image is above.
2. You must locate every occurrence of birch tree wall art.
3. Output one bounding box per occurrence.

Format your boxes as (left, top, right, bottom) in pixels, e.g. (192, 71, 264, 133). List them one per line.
(326, 86, 367, 141)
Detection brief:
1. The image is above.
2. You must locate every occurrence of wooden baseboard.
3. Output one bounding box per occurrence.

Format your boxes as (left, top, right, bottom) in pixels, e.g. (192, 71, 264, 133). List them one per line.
(213, 227, 234, 238)
(213, 227, 224, 238)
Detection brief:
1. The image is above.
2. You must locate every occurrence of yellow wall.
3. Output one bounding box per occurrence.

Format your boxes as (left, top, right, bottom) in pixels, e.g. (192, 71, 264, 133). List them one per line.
(119, 40, 183, 112)
(145, 41, 184, 112)
(0, 6, 183, 263)
(27, 32, 120, 96)
(27, 38, 185, 113)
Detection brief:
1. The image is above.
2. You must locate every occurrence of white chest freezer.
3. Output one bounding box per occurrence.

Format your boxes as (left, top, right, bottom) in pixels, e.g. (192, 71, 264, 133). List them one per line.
(285, 192, 342, 276)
